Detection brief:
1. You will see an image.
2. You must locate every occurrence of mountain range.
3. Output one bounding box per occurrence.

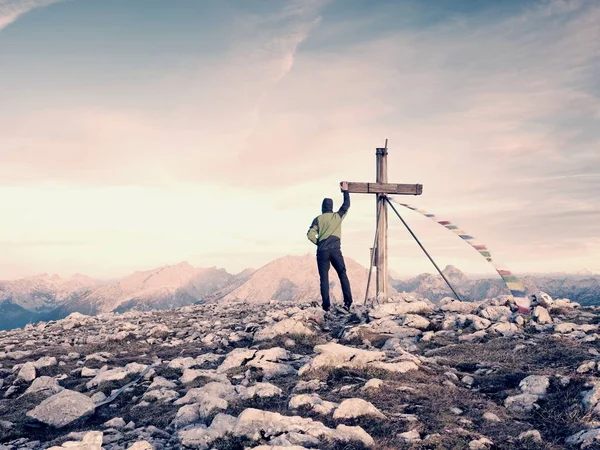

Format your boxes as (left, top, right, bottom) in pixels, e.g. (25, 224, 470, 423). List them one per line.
(1, 255, 599, 330)
(0, 263, 253, 330)
(392, 266, 600, 307)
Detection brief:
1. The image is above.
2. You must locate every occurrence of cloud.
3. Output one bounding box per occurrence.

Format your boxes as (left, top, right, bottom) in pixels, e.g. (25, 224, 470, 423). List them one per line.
(0, 0, 63, 30)
(0, 0, 331, 188)
(2, 0, 597, 191)
(0, 0, 598, 277)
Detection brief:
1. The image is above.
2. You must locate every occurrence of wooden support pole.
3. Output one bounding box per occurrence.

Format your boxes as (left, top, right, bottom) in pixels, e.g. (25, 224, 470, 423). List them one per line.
(376, 146, 388, 298)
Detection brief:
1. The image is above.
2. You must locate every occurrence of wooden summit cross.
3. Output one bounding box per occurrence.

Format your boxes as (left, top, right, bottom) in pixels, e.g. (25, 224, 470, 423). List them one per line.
(345, 141, 423, 298)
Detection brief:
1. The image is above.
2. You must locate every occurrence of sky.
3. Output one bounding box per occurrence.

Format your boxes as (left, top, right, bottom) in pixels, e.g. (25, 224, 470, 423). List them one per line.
(0, 0, 598, 280)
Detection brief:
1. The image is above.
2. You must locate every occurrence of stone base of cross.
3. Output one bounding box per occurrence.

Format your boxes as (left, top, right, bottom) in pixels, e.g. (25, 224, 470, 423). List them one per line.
(344, 143, 423, 298)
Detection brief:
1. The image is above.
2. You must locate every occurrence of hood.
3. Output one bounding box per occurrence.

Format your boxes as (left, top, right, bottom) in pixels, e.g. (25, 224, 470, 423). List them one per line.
(321, 198, 333, 213)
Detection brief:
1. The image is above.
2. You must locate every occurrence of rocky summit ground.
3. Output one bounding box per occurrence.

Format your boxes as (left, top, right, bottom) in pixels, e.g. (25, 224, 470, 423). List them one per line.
(2, 293, 600, 450)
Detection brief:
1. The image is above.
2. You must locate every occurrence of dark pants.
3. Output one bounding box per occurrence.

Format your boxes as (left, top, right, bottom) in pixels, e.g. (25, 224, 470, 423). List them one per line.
(317, 248, 353, 311)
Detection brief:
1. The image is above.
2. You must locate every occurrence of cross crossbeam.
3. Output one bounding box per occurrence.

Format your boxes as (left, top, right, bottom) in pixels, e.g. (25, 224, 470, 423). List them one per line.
(346, 182, 423, 195)
(344, 142, 423, 298)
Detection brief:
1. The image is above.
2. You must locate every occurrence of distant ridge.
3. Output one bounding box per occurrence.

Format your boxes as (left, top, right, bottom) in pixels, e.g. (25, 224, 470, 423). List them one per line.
(1, 258, 599, 331)
(223, 253, 382, 304)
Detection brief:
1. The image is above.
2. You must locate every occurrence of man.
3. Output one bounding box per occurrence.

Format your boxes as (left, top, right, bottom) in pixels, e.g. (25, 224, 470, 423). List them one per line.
(307, 181, 353, 313)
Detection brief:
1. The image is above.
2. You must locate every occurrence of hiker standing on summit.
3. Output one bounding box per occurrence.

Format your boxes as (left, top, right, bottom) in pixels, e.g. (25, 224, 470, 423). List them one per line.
(307, 181, 353, 313)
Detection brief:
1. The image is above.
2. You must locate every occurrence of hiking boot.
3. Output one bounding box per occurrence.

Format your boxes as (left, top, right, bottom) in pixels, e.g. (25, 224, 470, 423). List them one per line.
(334, 305, 350, 316)
(343, 303, 352, 313)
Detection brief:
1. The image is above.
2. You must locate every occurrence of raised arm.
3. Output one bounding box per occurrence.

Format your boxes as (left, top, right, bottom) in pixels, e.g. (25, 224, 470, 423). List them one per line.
(307, 217, 319, 245)
(337, 181, 350, 217)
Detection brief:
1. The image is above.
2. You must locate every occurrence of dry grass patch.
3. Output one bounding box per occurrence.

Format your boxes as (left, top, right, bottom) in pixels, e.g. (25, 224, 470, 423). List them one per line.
(424, 336, 592, 375)
(317, 366, 550, 450)
(226, 373, 298, 417)
(531, 376, 591, 445)
(210, 435, 253, 450)
(305, 364, 427, 385)
(89, 381, 178, 430)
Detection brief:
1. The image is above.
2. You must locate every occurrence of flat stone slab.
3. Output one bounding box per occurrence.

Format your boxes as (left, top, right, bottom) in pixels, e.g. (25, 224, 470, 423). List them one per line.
(26, 389, 95, 428)
(23, 376, 64, 398)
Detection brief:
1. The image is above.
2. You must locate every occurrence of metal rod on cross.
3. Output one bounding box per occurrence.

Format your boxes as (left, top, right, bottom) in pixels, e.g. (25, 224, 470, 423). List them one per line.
(345, 141, 423, 299)
(386, 197, 463, 301)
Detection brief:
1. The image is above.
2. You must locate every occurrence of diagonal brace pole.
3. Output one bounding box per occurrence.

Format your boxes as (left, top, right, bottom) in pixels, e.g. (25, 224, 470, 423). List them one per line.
(386, 197, 463, 302)
(363, 203, 381, 306)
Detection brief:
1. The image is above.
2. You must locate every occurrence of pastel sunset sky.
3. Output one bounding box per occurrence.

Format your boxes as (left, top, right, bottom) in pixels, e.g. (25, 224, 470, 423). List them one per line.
(0, 0, 598, 279)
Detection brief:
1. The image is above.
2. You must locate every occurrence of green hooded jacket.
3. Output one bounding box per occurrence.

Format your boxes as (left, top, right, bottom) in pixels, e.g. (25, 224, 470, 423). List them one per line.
(307, 191, 350, 251)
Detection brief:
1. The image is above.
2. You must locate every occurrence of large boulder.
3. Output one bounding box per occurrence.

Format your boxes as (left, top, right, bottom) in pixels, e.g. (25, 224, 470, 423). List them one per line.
(178, 413, 238, 449)
(504, 394, 540, 412)
(298, 343, 385, 375)
(370, 301, 432, 319)
(489, 322, 520, 336)
(254, 319, 315, 342)
(26, 389, 96, 428)
(369, 361, 419, 373)
(532, 292, 554, 309)
(175, 382, 237, 406)
(333, 398, 386, 420)
(299, 343, 418, 376)
(237, 383, 283, 400)
(440, 299, 478, 314)
(86, 362, 148, 389)
(533, 306, 552, 324)
(34, 356, 58, 369)
(17, 362, 37, 382)
(233, 408, 330, 441)
(173, 404, 203, 429)
(347, 319, 422, 339)
(232, 408, 374, 448)
(582, 383, 600, 412)
(566, 428, 600, 449)
(216, 347, 294, 379)
(168, 357, 197, 371)
(181, 369, 229, 384)
(520, 375, 550, 396)
(169, 354, 220, 371)
(217, 349, 257, 374)
(23, 376, 64, 398)
(444, 314, 491, 331)
(46, 431, 103, 450)
(479, 306, 512, 322)
(247, 348, 295, 379)
(60, 312, 90, 330)
(289, 394, 338, 415)
(141, 388, 179, 403)
(400, 314, 431, 330)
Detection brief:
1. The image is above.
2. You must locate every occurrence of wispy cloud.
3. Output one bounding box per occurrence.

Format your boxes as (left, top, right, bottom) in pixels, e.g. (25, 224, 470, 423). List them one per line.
(0, 0, 63, 31)
(0, 0, 598, 277)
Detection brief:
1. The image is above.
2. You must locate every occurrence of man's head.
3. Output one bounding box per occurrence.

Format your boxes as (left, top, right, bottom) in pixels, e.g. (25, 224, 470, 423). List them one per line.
(321, 198, 333, 213)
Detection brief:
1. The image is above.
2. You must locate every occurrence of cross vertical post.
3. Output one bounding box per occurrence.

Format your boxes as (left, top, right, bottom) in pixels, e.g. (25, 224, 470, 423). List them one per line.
(345, 141, 423, 302)
(376, 146, 388, 297)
